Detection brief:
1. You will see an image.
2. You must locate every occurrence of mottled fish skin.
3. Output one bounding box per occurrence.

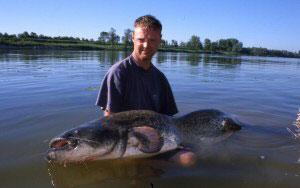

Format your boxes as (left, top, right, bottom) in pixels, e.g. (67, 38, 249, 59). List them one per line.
(99, 110, 174, 130)
(174, 109, 242, 145)
(47, 109, 241, 163)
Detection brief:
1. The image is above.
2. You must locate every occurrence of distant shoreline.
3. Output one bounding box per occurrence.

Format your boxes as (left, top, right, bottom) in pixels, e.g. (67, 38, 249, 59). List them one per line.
(0, 42, 299, 59)
(1, 31, 300, 59)
(0, 42, 221, 54)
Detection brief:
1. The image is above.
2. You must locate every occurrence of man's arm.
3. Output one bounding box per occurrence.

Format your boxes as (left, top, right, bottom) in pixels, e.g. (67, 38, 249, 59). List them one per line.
(96, 66, 124, 116)
(160, 74, 178, 115)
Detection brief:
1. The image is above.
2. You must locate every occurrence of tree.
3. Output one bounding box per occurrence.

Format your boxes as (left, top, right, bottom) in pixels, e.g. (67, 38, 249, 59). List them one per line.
(29, 32, 38, 39)
(179, 41, 187, 48)
(171, 40, 178, 47)
(98, 31, 109, 44)
(38, 34, 51, 40)
(108, 27, 120, 46)
(232, 42, 243, 52)
(218, 38, 241, 52)
(0, 32, 3, 42)
(204, 38, 211, 51)
(227, 38, 240, 51)
(160, 39, 168, 48)
(187, 35, 202, 50)
(211, 42, 218, 52)
(218, 39, 227, 51)
(121, 29, 133, 48)
(18, 31, 30, 40)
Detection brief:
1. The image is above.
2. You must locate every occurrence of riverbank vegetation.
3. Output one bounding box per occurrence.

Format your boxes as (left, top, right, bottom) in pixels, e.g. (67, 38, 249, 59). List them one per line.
(1, 29, 299, 58)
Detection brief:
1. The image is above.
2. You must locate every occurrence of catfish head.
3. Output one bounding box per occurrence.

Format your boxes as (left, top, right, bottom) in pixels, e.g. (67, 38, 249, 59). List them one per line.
(46, 122, 178, 163)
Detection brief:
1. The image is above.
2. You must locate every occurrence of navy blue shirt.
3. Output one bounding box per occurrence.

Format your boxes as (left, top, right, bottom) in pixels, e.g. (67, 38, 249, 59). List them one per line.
(96, 56, 178, 116)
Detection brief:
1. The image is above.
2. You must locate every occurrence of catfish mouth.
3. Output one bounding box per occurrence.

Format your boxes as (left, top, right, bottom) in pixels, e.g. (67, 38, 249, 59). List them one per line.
(49, 137, 79, 151)
(46, 137, 79, 162)
(46, 135, 121, 162)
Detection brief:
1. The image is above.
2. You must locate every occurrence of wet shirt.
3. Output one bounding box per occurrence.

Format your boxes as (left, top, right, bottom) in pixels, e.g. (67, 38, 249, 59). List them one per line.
(96, 56, 178, 116)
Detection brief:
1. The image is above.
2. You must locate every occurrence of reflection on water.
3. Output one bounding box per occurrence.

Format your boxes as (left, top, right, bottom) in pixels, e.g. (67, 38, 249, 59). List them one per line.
(156, 51, 167, 64)
(176, 52, 203, 66)
(203, 55, 242, 69)
(0, 49, 97, 62)
(0, 49, 133, 64)
(97, 50, 131, 65)
(1, 50, 300, 187)
(170, 52, 178, 63)
(186, 53, 202, 66)
(48, 158, 168, 188)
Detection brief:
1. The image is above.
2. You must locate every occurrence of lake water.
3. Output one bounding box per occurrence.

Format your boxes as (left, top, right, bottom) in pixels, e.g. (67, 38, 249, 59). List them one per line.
(0, 50, 300, 188)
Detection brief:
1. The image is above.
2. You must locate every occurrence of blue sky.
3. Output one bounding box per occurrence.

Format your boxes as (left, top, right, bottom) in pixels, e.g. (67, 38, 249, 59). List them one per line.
(0, 0, 299, 51)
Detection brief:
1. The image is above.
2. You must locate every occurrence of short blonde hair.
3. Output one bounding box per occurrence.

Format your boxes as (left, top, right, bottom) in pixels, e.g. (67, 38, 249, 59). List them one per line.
(134, 15, 162, 32)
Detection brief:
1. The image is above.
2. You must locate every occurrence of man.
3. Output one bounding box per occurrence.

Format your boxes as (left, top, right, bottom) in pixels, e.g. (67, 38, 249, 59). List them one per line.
(96, 15, 178, 116)
(96, 15, 195, 166)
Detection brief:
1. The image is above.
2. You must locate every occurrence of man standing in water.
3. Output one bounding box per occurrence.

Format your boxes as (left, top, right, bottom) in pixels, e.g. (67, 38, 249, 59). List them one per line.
(96, 15, 195, 166)
(96, 15, 178, 116)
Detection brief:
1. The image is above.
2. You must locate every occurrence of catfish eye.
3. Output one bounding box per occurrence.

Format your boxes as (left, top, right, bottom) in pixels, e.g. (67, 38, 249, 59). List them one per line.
(69, 139, 79, 147)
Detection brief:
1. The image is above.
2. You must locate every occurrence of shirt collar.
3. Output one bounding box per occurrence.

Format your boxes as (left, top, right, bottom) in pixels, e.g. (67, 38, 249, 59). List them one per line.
(129, 55, 153, 73)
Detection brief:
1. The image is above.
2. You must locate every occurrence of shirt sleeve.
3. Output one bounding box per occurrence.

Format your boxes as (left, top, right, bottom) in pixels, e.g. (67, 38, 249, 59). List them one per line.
(161, 76, 178, 116)
(95, 68, 124, 113)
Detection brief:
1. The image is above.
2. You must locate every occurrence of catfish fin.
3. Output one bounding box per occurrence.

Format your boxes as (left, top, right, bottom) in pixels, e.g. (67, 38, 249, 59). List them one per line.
(132, 126, 164, 153)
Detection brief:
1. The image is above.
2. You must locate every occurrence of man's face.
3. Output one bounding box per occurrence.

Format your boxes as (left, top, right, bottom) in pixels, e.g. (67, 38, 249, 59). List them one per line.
(132, 26, 161, 62)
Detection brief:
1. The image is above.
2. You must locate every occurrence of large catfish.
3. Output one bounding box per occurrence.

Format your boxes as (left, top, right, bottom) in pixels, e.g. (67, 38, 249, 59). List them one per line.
(46, 109, 241, 163)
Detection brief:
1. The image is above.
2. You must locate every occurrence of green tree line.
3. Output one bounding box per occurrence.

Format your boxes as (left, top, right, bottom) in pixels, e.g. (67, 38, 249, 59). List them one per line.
(1, 29, 299, 58)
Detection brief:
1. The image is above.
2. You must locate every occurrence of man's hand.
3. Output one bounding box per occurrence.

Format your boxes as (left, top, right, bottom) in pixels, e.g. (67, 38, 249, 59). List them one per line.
(104, 110, 111, 116)
(170, 150, 197, 167)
